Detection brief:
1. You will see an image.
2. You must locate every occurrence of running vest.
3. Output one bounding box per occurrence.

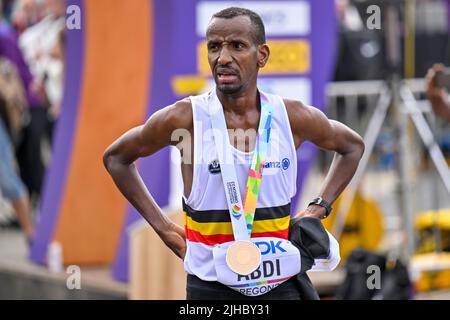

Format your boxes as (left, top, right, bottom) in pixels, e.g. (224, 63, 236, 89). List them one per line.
(183, 90, 297, 281)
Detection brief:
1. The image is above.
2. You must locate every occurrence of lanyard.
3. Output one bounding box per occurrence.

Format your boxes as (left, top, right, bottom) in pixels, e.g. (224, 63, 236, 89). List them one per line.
(209, 90, 274, 241)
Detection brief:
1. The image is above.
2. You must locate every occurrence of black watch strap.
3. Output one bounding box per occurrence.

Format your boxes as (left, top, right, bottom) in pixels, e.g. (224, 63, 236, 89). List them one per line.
(308, 197, 333, 219)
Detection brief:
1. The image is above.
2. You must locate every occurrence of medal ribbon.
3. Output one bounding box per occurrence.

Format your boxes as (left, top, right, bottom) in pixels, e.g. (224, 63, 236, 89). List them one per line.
(209, 90, 273, 241)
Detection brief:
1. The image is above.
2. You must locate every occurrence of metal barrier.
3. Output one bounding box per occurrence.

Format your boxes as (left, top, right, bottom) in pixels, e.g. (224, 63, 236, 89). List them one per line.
(325, 79, 430, 133)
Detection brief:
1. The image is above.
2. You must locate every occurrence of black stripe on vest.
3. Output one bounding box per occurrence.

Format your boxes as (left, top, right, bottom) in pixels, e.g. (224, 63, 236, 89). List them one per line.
(182, 198, 290, 223)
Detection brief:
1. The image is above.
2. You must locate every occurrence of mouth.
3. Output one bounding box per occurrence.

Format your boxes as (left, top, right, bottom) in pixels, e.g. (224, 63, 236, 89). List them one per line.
(217, 74, 237, 82)
(216, 69, 238, 83)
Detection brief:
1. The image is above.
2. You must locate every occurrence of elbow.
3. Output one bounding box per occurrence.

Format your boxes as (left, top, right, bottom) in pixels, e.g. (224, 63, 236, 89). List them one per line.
(103, 145, 134, 175)
(355, 135, 365, 159)
(103, 146, 116, 173)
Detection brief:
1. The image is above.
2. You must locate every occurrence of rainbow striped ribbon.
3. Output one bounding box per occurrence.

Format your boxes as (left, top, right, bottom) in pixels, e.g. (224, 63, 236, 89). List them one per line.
(242, 93, 273, 235)
(209, 90, 273, 240)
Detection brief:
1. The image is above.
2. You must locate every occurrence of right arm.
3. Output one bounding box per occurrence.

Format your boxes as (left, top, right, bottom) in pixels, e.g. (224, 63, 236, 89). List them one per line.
(103, 99, 192, 259)
(426, 64, 450, 122)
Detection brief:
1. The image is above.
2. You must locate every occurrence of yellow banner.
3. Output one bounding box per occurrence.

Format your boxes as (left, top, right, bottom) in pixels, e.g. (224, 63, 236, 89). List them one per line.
(198, 39, 310, 75)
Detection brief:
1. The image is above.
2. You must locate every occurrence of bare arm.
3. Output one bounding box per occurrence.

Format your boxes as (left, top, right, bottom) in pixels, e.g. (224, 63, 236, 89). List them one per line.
(103, 99, 192, 259)
(285, 99, 365, 219)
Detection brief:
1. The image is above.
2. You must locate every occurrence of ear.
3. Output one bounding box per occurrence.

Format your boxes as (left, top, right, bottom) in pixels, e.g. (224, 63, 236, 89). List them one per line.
(257, 44, 270, 68)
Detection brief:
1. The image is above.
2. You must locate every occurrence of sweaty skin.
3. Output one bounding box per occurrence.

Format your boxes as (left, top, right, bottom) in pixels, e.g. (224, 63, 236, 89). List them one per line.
(103, 16, 365, 260)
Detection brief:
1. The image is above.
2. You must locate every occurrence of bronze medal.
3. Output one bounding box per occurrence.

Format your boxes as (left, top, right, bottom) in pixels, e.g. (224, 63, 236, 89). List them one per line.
(226, 240, 261, 275)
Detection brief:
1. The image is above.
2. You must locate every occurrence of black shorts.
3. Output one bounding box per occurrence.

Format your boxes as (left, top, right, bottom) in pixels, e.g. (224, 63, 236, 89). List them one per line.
(186, 274, 302, 300)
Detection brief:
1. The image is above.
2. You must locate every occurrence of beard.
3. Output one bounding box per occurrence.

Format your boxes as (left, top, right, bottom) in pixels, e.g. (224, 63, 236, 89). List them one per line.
(216, 83, 243, 95)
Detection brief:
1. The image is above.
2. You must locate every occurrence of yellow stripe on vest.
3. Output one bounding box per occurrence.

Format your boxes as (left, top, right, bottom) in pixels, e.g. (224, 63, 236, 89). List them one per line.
(184, 212, 290, 236)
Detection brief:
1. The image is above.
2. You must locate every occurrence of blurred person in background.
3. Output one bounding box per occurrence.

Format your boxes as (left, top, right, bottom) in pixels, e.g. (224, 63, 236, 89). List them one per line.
(0, 57, 35, 246)
(18, 0, 65, 79)
(13, 0, 65, 201)
(426, 64, 450, 122)
(335, 0, 363, 32)
(45, 27, 64, 121)
(0, 0, 39, 111)
(1, 0, 50, 202)
(10, 0, 44, 34)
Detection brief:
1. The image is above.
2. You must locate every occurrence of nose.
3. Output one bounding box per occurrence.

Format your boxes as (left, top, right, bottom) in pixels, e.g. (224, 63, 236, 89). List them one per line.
(217, 45, 232, 65)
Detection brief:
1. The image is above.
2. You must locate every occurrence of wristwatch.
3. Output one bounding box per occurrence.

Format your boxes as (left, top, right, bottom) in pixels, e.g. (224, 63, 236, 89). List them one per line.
(307, 197, 333, 219)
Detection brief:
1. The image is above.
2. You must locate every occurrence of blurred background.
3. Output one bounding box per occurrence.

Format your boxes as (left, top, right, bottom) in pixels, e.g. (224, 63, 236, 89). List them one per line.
(0, 0, 450, 300)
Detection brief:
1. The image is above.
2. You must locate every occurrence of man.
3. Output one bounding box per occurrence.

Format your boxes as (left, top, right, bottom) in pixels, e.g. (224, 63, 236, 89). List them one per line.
(426, 64, 450, 122)
(104, 7, 364, 300)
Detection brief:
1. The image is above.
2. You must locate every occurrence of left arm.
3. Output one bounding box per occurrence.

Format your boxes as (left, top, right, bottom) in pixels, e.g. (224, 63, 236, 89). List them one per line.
(285, 99, 365, 219)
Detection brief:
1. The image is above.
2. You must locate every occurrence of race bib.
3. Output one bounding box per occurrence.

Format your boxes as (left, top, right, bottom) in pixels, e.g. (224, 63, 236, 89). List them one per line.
(213, 237, 301, 297)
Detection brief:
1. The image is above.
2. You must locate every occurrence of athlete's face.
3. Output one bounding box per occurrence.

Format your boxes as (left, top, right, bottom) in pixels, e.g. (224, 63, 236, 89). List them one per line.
(206, 16, 269, 96)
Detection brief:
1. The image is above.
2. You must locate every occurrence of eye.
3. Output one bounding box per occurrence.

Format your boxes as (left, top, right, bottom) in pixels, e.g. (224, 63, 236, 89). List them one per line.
(233, 42, 244, 49)
(208, 43, 219, 52)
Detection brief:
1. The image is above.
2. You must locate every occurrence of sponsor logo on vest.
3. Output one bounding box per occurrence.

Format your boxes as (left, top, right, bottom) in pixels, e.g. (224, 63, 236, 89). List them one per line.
(208, 159, 221, 174)
(255, 240, 287, 255)
(263, 158, 290, 170)
(263, 161, 281, 169)
(282, 158, 290, 170)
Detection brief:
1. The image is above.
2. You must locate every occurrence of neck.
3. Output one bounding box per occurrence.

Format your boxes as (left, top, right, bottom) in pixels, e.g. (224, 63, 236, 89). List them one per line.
(216, 87, 259, 116)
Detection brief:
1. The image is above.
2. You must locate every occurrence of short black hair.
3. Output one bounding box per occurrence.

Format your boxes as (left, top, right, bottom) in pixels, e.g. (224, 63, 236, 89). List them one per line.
(211, 7, 266, 45)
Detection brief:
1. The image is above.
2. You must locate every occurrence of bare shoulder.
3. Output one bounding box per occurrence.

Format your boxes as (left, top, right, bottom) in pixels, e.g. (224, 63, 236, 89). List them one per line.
(139, 97, 193, 150)
(283, 98, 323, 124)
(282, 98, 327, 147)
(160, 97, 193, 131)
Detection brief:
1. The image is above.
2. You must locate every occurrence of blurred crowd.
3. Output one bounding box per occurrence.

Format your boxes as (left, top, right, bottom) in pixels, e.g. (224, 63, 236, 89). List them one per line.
(0, 0, 65, 245)
(333, 0, 450, 169)
(334, 0, 450, 80)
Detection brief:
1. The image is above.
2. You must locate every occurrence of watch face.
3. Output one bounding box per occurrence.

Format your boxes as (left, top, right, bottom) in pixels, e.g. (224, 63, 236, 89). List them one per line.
(309, 197, 332, 218)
